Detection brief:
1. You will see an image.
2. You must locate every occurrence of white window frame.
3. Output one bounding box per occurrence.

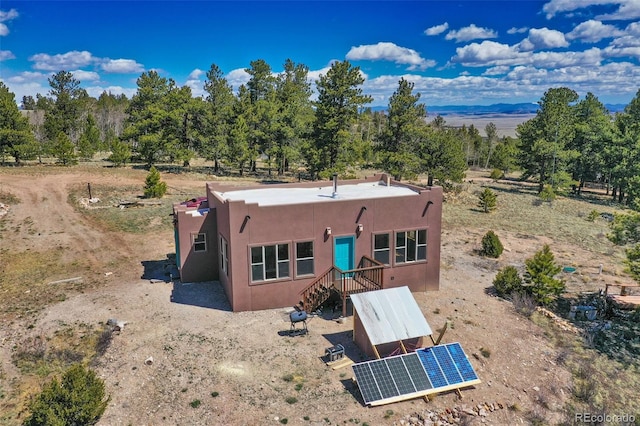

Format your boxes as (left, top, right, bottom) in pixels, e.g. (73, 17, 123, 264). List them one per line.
(192, 232, 207, 253)
(250, 243, 290, 282)
(395, 229, 427, 264)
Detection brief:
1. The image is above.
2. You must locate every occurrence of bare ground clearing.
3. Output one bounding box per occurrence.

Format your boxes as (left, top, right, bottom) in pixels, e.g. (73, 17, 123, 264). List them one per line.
(0, 166, 637, 425)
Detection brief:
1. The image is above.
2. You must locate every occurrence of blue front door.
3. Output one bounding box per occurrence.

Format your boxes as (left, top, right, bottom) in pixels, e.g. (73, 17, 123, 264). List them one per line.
(334, 236, 355, 272)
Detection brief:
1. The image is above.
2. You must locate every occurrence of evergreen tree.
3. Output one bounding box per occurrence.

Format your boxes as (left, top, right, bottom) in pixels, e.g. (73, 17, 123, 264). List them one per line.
(523, 244, 564, 305)
(311, 60, 372, 178)
(123, 71, 171, 166)
(144, 166, 167, 198)
(0, 82, 38, 164)
(493, 265, 524, 297)
(107, 138, 131, 167)
(517, 87, 579, 193)
(481, 230, 504, 258)
(376, 78, 426, 181)
(43, 71, 87, 143)
(273, 59, 314, 175)
(77, 115, 101, 160)
(51, 131, 78, 165)
(202, 63, 235, 172)
(418, 126, 467, 186)
(478, 188, 497, 213)
(23, 363, 109, 426)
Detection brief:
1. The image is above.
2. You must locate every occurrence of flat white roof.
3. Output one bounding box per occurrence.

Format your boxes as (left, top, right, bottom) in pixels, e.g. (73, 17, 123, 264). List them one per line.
(351, 286, 432, 346)
(215, 181, 418, 206)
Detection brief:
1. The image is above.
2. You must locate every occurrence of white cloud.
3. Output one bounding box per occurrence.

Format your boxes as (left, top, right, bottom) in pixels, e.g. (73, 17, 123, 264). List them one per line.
(71, 69, 100, 81)
(596, 0, 640, 20)
(508, 27, 528, 34)
(518, 28, 568, 51)
(567, 20, 624, 42)
(184, 69, 205, 97)
(307, 62, 335, 83)
(0, 8, 18, 35)
(7, 71, 47, 84)
(425, 22, 449, 36)
(483, 66, 512, 76)
(101, 58, 144, 74)
(226, 68, 250, 89)
(29, 50, 96, 71)
(346, 42, 434, 70)
(445, 24, 498, 42)
(0, 49, 15, 60)
(453, 41, 519, 65)
(188, 68, 204, 80)
(543, 0, 640, 20)
(0, 9, 18, 21)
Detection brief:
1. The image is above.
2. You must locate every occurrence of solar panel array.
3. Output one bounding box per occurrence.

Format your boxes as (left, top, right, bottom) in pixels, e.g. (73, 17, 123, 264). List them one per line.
(351, 342, 480, 406)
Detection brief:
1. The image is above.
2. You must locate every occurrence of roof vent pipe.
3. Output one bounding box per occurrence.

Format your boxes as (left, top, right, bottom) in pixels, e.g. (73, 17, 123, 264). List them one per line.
(332, 173, 338, 198)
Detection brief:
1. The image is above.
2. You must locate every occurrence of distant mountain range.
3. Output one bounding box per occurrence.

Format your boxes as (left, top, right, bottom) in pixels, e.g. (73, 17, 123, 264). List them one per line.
(369, 103, 627, 115)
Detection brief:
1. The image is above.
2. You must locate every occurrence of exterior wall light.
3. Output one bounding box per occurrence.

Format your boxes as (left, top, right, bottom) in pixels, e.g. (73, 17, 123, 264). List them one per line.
(325, 227, 332, 236)
(357, 223, 364, 233)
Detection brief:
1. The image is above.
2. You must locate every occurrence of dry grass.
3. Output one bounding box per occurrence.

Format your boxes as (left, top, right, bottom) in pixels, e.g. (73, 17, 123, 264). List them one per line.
(443, 179, 623, 255)
(0, 248, 89, 322)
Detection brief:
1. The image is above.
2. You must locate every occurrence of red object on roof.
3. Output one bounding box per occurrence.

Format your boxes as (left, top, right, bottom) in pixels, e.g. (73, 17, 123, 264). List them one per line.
(182, 196, 208, 208)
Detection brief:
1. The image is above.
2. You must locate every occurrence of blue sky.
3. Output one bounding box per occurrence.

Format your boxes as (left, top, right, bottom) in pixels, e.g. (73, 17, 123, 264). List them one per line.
(1, 0, 640, 107)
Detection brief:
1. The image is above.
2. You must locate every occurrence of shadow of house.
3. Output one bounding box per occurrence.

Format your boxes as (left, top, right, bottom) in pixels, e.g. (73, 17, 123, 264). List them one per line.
(170, 281, 232, 311)
(141, 257, 177, 283)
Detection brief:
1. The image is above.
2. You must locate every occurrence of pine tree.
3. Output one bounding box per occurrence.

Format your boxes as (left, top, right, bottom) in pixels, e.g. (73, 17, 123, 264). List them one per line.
(51, 131, 78, 165)
(478, 188, 497, 213)
(524, 244, 564, 305)
(108, 138, 131, 167)
(144, 166, 167, 198)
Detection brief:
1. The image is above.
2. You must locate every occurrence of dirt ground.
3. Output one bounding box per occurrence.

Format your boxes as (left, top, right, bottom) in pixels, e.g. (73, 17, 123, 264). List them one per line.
(0, 167, 625, 425)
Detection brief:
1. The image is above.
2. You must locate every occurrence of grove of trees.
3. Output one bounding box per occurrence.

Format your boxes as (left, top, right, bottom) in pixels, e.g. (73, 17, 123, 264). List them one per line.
(2, 60, 640, 207)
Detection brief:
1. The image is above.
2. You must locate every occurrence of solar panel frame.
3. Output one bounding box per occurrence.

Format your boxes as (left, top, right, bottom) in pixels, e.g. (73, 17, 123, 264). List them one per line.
(351, 342, 480, 406)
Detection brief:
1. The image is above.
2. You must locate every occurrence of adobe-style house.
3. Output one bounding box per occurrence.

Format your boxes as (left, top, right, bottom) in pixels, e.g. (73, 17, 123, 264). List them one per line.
(172, 174, 442, 313)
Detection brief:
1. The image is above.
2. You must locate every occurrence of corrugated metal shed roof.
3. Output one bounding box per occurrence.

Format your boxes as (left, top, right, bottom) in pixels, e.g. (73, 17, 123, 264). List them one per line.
(350, 286, 432, 346)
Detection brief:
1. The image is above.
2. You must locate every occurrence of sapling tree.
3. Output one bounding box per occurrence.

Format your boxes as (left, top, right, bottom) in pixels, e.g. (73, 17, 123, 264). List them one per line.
(523, 244, 565, 305)
(478, 188, 497, 213)
(144, 166, 167, 198)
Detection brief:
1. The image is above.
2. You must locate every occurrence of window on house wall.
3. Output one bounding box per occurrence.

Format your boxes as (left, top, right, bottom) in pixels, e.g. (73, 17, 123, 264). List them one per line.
(395, 229, 427, 264)
(373, 233, 390, 265)
(192, 233, 207, 252)
(251, 243, 290, 282)
(219, 235, 229, 275)
(296, 241, 314, 276)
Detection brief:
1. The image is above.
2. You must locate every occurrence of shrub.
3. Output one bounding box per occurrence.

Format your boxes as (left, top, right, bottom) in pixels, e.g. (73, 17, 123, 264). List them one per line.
(478, 188, 497, 213)
(538, 185, 556, 202)
(190, 399, 201, 408)
(489, 168, 504, 181)
(481, 230, 504, 258)
(587, 210, 600, 222)
(493, 265, 523, 297)
(143, 166, 167, 199)
(524, 244, 565, 305)
(23, 363, 109, 426)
